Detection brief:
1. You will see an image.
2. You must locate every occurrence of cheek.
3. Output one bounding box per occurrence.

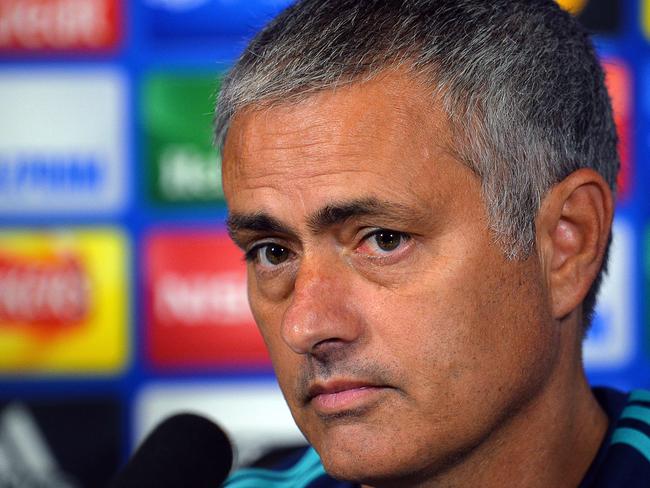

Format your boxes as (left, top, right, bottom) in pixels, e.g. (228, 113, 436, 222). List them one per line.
(247, 276, 301, 388)
(364, 252, 555, 407)
(248, 277, 284, 351)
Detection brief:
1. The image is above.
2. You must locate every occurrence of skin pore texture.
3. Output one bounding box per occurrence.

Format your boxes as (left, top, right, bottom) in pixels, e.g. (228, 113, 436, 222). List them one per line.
(222, 69, 612, 487)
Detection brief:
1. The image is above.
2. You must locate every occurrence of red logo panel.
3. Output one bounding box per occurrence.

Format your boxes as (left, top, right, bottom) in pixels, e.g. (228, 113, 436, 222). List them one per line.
(603, 59, 632, 200)
(0, 0, 121, 52)
(144, 230, 270, 369)
(0, 254, 89, 331)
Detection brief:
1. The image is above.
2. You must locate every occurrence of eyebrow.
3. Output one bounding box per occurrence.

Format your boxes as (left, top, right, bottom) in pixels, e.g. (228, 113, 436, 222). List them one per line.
(306, 198, 413, 233)
(226, 213, 297, 242)
(226, 197, 420, 245)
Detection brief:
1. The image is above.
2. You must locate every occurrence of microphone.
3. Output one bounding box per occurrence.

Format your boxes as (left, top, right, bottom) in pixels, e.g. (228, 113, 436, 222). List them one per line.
(110, 413, 233, 488)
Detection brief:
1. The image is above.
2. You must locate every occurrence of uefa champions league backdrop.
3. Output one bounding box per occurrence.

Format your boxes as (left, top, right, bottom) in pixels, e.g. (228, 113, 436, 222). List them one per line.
(0, 0, 648, 485)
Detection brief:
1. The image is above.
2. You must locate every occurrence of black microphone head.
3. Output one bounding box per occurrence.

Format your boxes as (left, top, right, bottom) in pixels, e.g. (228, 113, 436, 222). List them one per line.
(111, 413, 233, 488)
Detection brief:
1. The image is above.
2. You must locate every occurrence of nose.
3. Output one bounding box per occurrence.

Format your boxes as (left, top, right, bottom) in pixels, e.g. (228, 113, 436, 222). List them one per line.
(281, 259, 363, 355)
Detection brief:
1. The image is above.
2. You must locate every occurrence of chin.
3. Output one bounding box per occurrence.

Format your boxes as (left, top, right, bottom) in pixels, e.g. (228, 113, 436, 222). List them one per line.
(312, 428, 426, 486)
(320, 455, 423, 488)
(311, 420, 479, 487)
(319, 454, 389, 486)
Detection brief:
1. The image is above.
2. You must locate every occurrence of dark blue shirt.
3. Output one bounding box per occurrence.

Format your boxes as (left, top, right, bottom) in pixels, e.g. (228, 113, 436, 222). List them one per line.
(579, 388, 650, 487)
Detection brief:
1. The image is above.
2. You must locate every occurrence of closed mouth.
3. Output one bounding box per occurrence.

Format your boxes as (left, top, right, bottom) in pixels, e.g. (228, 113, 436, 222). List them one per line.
(306, 380, 391, 415)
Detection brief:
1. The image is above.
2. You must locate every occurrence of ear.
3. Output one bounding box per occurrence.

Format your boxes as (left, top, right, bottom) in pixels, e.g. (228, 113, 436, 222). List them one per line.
(535, 169, 614, 321)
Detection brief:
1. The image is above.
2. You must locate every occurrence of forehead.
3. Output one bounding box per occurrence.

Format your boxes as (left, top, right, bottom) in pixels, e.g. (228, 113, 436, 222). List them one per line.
(221, 70, 464, 218)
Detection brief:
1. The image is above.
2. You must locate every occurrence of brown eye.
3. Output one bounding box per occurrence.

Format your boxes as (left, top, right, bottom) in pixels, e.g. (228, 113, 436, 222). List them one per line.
(357, 229, 411, 258)
(263, 244, 290, 266)
(374, 231, 403, 252)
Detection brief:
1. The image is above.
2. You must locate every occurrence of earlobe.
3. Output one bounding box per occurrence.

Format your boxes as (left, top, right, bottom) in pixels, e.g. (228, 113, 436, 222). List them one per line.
(535, 169, 614, 321)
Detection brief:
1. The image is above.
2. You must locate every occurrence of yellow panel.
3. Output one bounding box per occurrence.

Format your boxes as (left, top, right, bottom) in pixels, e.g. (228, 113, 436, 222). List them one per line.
(644, 0, 650, 39)
(0, 229, 129, 375)
(555, 0, 588, 15)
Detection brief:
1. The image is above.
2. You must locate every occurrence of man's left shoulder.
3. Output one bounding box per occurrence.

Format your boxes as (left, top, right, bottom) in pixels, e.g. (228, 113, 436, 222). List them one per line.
(584, 388, 650, 487)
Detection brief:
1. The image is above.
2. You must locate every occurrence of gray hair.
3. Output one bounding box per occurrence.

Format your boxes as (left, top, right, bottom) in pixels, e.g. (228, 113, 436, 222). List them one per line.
(214, 0, 619, 325)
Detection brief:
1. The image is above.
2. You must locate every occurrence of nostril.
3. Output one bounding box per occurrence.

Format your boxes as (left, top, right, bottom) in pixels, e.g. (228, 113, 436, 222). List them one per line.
(309, 338, 351, 361)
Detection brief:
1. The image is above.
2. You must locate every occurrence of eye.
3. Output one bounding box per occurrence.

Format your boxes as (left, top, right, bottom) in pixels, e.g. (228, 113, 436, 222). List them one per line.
(357, 229, 411, 257)
(246, 242, 293, 268)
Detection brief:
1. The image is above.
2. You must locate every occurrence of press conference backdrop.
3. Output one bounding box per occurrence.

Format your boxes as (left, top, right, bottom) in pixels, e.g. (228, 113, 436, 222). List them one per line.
(0, 0, 647, 486)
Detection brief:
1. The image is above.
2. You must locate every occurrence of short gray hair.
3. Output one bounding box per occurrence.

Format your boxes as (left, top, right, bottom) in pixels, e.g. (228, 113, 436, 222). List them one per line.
(214, 0, 619, 325)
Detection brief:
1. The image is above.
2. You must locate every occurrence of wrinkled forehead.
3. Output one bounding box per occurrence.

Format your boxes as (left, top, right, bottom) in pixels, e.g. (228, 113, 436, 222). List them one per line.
(218, 70, 483, 240)
(221, 69, 455, 188)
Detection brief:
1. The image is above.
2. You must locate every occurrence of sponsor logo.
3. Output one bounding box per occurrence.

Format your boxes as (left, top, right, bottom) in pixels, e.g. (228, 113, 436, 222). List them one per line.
(144, 230, 270, 368)
(0, 153, 106, 194)
(143, 73, 223, 205)
(135, 381, 305, 467)
(0, 69, 127, 215)
(0, 229, 129, 374)
(0, 0, 121, 51)
(602, 59, 632, 200)
(156, 145, 222, 202)
(584, 219, 635, 369)
(155, 271, 249, 325)
(0, 398, 121, 488)
(0, 255, 89, 329)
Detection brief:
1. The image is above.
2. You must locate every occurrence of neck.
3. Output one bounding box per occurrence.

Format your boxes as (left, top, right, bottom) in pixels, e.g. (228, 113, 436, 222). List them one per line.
(453, 368, 607, 488)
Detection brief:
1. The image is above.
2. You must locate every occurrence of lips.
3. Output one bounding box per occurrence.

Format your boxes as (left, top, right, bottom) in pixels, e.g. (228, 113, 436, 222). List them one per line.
(306, 380, 388, 414)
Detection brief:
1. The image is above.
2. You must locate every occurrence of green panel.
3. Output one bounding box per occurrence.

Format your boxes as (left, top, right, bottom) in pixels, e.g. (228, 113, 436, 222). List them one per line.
(142, 72, 224, 205)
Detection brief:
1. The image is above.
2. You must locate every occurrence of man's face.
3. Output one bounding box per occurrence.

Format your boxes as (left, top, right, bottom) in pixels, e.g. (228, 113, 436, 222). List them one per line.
(223, 71, 560, 484)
